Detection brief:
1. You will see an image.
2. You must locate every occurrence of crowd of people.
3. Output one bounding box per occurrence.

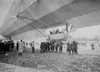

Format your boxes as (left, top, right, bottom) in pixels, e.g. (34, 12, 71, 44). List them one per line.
(16, 40, 35, 56)
(40, 40, 78, 55)
(50, 28, 63, 34)
(0, 40, 14, 55)
(67, 41, 78, 55)
(0, 38, 99, 57)
(0, 39, 78, 56)
(16, 40, 78, 55)
(40, 41, 62, 53)
(1, 39, 98, 56)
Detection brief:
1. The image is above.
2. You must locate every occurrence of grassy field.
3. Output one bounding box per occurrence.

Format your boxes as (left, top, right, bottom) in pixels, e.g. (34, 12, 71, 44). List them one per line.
(0, 49, 100, 72)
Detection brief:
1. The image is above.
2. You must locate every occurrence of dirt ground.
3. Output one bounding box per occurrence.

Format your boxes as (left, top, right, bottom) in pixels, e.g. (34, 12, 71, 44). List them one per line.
(0, 48, 100, 72)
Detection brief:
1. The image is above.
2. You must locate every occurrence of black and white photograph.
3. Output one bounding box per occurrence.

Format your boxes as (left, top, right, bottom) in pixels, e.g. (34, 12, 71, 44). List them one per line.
(0, 0, 100, 72)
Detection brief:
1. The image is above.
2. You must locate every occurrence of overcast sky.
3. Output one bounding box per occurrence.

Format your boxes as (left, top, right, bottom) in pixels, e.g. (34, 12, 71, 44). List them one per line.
(70, 25, 100, 39)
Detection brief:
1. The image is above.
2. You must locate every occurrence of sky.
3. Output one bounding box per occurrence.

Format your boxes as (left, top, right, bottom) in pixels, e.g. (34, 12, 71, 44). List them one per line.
(70, 25, 100, 39)
(0, 0, 100, 39)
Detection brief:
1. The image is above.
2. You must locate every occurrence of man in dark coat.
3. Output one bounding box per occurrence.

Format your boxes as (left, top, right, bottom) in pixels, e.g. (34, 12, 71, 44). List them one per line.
(0, 40, 3, 54)
(72, 41, 78, 54)
(67, 42, 73, 55)
(59, 41, 63, 52)
(31, 41, 35, 53)
(16, 41, 19, 51)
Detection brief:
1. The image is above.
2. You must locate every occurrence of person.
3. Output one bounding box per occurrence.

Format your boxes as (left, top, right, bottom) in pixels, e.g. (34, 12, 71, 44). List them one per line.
(56, 28, 59, 34)
(11, 40, 14, 51)
(16, 41, 19, 51)
(31, 41, 35, 53)
(47, 42, 50, 52)
(72, 40, 78, 54)
(53, 30, 55, 34)
(51, 42, 54, 51)
(0, 40, 3, 54)
(91, 43, 95, 50)
(49, 42, 52, 51)
(40, 42, 44, 53)
(59, 41, 63, 52)
(55, 42, 58, 52)
(67, 41, 73, 55)
(23, 41, 26, 52)
(18, 40, 24, 56)
(6, 41, 10, 51)
(50, 31, 52, 34)
(3, 41, 8, 55)
(45, 42, 48, 52)
(26, 42, 28, 46)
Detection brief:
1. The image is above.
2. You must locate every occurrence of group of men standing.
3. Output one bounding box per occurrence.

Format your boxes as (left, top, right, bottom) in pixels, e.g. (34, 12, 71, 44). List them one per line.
(16, 40, 35, 56)
(67, 41, 78, 55)
(0, 40, 14, 55)
(40, 41, 63, 53)
(16, 40, 27, 56)
(0, 39, 78, 56)
(17, 40, 78, 55)
(40, 40, 78, 55)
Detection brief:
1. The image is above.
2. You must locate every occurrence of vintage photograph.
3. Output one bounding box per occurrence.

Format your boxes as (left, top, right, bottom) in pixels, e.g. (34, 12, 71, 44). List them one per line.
(0, 0, 100, 72)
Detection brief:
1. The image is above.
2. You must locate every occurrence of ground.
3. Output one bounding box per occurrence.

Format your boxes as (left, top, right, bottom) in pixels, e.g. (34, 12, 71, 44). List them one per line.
(0, 48, 100, 72)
